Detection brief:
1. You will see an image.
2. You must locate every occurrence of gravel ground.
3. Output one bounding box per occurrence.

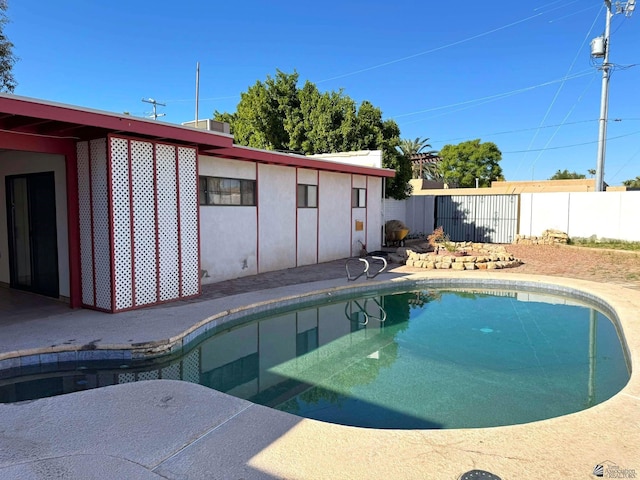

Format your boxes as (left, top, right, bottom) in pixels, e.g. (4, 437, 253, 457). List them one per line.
(501, 244, 640, 290)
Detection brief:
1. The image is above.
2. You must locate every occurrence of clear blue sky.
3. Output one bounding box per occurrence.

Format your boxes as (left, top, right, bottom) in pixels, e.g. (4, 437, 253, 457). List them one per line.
(8, 0, 640, 184)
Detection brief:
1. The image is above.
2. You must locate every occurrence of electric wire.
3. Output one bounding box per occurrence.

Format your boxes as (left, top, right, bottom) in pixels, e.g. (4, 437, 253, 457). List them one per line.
(527, 74, 598, 177)
(513, 3, 605, 178)
(503, 129, 640, 153)
(431, 119, 599, 144)
(392, 70, 593, 120)
(317, 10, 548, 83)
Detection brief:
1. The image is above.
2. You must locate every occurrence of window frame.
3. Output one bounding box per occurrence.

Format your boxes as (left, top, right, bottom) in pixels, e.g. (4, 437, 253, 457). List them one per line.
(297, 184, 318, 208)
(198, 175, 256, 206)
(351, 188, 366, 208)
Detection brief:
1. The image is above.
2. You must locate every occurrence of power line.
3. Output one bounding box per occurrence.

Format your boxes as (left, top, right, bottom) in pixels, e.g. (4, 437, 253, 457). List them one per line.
(503, 129, 640, 153)
(513, 3, 605, 178)
(318, 10, 548, 83)
(141, 98, 166, 120)
(392, 70, 594, 120)
(431, 119, 599, 143)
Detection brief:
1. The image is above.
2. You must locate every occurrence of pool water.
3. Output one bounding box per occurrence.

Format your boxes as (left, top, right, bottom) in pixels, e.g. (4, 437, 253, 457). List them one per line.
(0, 288, 630, 430)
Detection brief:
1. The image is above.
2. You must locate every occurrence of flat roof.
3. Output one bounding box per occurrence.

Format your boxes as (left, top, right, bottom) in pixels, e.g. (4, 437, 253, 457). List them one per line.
(0, 94, 395, 178)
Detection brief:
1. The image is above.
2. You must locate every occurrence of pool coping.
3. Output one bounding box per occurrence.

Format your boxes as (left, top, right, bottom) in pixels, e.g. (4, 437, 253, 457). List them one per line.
(1, 270, 639, 479)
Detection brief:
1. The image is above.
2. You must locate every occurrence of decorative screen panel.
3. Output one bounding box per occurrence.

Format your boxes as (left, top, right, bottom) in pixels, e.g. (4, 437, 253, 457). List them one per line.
(90, 139, 112, 311)
(156, 144, 180, 301)
(182, 348, 200, 384)
(110, 137, 133, 311)
(131, 140, 158, 306)
(177, 147, 199, 297)
(76, 141, 95, 307)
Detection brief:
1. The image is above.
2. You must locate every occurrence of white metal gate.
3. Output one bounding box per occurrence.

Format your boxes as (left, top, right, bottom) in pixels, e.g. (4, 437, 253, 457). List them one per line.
(435, 195, 519, 243)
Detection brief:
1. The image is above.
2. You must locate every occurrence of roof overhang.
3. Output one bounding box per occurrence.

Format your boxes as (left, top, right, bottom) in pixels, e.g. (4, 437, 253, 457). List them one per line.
(0, 94, 395, 178)
(209, 145, 396, 178)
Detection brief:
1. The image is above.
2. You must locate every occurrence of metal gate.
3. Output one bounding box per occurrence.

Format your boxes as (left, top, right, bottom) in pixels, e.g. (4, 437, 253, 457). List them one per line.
(435, 195, 519, 243)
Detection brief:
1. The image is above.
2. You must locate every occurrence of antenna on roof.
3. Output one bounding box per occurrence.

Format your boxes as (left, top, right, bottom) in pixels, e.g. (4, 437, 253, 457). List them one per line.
(141, 97, 166, 120)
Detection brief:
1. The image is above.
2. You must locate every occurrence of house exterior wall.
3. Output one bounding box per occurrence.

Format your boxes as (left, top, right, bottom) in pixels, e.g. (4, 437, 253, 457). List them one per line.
(318, 171, 351, 263)
(366, 177, 383, 252)
(0, 151, 70, 297)
(258, 164, 297, 273)
(199, 157, 385, 283)
(296, 169, 318, 266)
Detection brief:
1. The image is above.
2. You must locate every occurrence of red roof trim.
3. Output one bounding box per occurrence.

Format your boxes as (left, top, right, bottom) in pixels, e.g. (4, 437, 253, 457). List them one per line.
(210, 147, 396, 178)
(0, 94, 233, 149)
(0, 94, 395, 179)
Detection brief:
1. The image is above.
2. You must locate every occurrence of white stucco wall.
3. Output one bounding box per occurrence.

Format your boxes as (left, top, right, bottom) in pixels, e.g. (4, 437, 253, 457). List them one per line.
(297, 169, 319, 266)
(258, 164, 297, 273)
(309, 150, 383, 168)
(520, 191, 640, 241)
(199, 156, 258, 283)
(0, 151, 69, 297)
(318, 171, 351, 262)
(199, 155, 389, 281)
(366, 177, 383, 252)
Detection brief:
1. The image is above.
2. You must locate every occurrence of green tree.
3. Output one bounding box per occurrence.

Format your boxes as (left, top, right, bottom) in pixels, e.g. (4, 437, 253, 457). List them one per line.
(622, 176, 640, 189)
(214, 70, 412, 199)
(549, 169, 586, 180)
(397, 137, 433, 156)
(0, 0, 17, 93)
(438, 139, 503, 188)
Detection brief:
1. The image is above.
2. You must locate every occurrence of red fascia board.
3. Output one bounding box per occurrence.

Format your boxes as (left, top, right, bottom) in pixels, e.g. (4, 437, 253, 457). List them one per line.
(209, 147, 396, 178)
(0, 94, 233, 149)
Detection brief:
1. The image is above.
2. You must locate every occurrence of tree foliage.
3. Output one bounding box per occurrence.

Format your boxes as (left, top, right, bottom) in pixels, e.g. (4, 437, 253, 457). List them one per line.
(0, 0, 16, 93)
(549, 169, 586, 180)
(622, 176, 640, 189)
(214, 70, 412, 199)
(438, 139, 503, 188)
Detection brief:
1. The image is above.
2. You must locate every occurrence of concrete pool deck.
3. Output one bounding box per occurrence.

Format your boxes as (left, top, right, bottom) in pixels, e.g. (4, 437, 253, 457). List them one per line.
(0, 262, 639, 479)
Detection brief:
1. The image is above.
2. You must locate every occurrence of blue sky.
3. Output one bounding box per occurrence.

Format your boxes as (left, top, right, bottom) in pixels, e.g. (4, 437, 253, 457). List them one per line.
(7, 1, 640, 184)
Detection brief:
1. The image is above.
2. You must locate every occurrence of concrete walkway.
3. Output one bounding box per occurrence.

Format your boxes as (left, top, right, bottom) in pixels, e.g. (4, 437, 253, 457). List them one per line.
(1, 258, 639, 479)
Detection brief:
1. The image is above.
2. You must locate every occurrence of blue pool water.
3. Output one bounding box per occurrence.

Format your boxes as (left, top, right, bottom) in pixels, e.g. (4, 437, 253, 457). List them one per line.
(0, 287, 630, 430)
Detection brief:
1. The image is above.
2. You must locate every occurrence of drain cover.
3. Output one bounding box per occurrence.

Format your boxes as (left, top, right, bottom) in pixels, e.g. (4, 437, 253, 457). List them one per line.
(460, 470, 502, 480)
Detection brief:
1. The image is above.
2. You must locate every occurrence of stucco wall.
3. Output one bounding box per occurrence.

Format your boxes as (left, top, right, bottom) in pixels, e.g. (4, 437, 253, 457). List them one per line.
(0, 151, 69, 297)
(199, 155, 387, 282)
(297, 169, 318, 266)
(366, 177, 383, 252)
(318, 172, 351, 262)
(199, 156, 258, 283)
(258, 164, 297, 273)
(520, 191, 640, 241)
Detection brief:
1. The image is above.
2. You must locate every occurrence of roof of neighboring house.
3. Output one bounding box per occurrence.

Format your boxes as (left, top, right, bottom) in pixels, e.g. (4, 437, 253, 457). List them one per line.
(0, 94, 395, 178)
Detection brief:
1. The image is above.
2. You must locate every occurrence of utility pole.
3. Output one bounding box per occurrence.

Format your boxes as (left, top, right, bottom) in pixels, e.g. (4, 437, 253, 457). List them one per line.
(591, 0, 636, 192)
(141, 98, 166, 120)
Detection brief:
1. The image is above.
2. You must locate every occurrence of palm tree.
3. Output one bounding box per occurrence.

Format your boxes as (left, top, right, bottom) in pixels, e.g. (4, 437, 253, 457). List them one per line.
(397, 137, 441, 181)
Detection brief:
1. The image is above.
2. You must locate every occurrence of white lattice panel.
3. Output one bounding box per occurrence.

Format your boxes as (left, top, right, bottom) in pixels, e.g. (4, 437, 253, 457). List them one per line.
(76, 141, 95, 306)
(178, 147, 199, 297)
(90, 139, 112, 311)
(161, 364, 180, 380)
(110, 137, 133, 311)
(118, 372, 136, 384)
(182, 349, 200, 384)
(156, 144, 180, 301)
(138, 370, 159, 381)
(131, 140, 158, 306)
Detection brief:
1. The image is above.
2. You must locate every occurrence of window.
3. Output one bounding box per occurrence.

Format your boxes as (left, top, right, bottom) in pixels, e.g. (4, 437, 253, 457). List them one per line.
(352, 188, 366, 208)
(297, 184, 317, 208)
(199, 176, 256, 206)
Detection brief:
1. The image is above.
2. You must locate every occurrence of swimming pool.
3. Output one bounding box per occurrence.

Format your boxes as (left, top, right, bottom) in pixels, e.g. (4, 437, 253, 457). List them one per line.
(0, 284, 630, 430)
